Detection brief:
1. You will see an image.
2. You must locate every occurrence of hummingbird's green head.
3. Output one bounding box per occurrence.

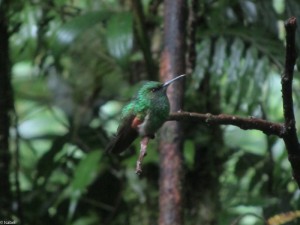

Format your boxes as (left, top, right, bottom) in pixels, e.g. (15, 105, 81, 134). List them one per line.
(138, 81, 165, 99)
(137, 74, 186, 100)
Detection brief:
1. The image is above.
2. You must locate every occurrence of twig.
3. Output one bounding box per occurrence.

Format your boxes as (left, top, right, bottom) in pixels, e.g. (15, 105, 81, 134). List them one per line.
(169, 112, 284, 137)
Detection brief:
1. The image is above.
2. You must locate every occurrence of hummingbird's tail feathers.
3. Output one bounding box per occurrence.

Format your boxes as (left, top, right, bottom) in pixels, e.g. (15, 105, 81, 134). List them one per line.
(105, 115, 138, 154)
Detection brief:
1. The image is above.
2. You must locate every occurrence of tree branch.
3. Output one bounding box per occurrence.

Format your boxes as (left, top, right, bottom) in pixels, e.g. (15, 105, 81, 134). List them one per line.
(169, 112, 284, 137)
(169, 17, 300, 187)
(281, 17, 300, 185)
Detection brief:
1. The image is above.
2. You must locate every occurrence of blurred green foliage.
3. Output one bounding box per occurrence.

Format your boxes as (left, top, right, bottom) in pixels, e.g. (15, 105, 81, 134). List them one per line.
(5, 0, 300, 224)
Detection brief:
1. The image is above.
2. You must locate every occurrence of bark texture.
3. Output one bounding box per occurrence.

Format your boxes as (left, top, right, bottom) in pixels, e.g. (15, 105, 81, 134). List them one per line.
(159, 1, 186, 225)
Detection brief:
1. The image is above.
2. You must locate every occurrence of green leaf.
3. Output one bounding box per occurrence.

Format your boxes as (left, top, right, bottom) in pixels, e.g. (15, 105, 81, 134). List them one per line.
(70, 150, 101, 191)
(240, 0, 258, 23)
(51, 11, 111, 56)
(35, 135, 68, 184)
(183, 140, 195, 169)
(224, 126, 267, 155)
(72, 215, 99, 225)
(234, 153, 262, 178)
(106, 12, 133, 64)
(211, 37, 226, 77)
(272, 0, 285, 14)
(228, 38, 244, 81)
(192, 39, 211, 89)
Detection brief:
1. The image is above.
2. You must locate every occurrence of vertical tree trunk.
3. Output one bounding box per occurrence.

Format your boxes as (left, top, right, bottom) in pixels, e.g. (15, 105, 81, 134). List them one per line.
(159, 1, 186, 225)
(0, 1, 12, 217)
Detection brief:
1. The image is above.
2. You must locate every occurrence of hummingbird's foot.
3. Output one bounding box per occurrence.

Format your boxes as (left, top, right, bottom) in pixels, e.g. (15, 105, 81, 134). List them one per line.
(135, 137, 150, 175)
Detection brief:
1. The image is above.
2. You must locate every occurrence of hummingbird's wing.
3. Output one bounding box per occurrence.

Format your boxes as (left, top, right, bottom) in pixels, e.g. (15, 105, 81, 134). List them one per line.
(105, 114, 139, 154)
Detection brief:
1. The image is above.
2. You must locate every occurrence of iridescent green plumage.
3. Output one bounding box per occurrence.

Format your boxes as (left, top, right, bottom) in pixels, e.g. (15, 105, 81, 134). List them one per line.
(106, 75, 185, 154)
(122, 81, 170, 136)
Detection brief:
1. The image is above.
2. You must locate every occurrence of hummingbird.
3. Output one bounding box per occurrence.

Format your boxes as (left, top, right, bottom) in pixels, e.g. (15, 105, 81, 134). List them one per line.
(106, 74, 185, 173)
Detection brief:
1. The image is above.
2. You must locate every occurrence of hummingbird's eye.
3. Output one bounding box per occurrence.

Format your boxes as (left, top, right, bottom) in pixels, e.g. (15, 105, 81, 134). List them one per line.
(150, 85, 162, 92)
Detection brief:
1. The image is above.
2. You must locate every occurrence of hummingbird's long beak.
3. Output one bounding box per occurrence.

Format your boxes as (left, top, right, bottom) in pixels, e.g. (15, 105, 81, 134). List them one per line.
(162, 74, 186, 88)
